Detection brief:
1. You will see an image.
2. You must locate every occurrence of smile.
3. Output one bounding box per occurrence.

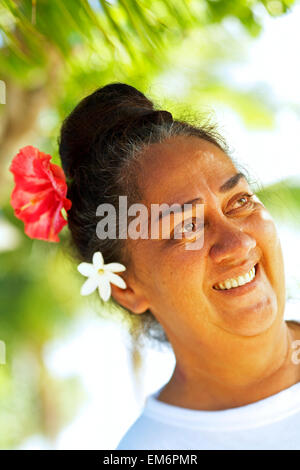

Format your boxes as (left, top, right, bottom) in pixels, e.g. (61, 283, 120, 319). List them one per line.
(213, 265, 257, 290)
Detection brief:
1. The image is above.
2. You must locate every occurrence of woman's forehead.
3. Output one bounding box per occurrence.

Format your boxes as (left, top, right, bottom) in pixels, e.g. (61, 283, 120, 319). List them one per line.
(139, 136, 238, 204)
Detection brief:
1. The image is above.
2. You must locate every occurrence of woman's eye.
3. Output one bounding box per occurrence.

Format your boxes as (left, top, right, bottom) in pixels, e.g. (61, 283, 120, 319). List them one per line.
(172, 218, 204, 240)
(183, 222, 195, 232)
(230, 193, 254, 211)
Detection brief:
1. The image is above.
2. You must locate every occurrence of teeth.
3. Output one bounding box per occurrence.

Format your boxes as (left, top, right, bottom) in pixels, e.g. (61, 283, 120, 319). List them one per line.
(214, 265, 256, 290)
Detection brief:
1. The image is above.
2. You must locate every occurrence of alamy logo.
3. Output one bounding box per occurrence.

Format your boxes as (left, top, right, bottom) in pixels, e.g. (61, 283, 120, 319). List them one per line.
(96, 196, 205, 250)
(0, 80, 6, 104)
(292, 340, 300, 365)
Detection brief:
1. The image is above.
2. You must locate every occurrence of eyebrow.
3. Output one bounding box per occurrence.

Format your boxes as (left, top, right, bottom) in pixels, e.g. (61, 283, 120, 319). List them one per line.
(153, 172, 247, 224)
(219, 172, 247, 193)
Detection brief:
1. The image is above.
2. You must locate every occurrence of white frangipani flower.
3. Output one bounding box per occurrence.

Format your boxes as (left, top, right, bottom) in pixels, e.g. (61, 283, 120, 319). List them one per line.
(77, 251, 127, 301)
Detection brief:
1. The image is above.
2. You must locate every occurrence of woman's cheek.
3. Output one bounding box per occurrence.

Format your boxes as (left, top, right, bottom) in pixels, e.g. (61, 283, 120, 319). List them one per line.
(154, 252, 200, 300)
(250, 203, 279, 245)
(251, 196, 279, 240)
(251, 204, 285, 285)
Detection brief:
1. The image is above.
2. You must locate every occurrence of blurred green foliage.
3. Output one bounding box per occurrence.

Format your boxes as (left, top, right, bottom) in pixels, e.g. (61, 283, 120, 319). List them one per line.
(0, 0, 299, 449)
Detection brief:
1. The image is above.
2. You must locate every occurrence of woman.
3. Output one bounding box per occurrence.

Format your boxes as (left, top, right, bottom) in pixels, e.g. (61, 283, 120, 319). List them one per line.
(58, 82, 300, 450)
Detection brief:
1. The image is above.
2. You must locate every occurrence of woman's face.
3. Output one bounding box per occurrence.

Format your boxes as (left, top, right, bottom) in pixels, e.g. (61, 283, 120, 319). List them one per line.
(126, 135, 286, 341)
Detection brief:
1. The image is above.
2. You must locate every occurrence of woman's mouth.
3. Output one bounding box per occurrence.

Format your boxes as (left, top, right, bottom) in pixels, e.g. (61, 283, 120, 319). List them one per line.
(213, 263, 258, 291)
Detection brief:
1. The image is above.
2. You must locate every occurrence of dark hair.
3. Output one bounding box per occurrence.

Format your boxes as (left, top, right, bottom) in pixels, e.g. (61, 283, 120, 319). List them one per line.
(58, 82, 230, 347)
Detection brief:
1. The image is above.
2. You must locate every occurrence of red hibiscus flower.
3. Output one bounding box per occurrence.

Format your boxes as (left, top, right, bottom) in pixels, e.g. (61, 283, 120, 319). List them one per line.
(9, 145, 72, 242)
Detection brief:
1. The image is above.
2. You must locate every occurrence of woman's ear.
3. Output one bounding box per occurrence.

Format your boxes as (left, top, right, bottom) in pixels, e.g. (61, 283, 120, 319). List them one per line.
(110, 281, 150, 314)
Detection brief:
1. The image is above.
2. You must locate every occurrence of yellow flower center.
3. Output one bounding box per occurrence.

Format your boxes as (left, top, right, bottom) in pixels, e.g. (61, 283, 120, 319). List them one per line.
(98, 269, 105, 275)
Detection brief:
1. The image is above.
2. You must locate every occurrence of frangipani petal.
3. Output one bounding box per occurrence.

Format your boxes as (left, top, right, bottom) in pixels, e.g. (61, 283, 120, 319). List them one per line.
(105, 271, 127, 289)
(78, 252, 127, 301)
(98, 277, 111, 301)
(93, 251, 104, 269)
(77, 262, 95, 277)
(80, 276, 99, 296)
(104, 262, 126, 272)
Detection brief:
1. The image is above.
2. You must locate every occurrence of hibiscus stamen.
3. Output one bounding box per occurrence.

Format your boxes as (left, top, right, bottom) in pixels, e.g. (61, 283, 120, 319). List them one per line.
(20, 201, 35, 211)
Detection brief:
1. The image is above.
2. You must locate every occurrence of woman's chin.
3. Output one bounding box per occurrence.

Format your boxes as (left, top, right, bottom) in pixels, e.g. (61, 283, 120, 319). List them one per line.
(216, 293, 279, 337)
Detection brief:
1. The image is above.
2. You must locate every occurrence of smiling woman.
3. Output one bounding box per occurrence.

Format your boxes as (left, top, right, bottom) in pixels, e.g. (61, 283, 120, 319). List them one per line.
(57, 82, 300, 450)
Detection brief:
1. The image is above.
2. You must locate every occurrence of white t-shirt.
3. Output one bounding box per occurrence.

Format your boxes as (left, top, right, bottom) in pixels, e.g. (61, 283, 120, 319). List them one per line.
(116, 307, 300, 450)
(116, 380, 300, 450)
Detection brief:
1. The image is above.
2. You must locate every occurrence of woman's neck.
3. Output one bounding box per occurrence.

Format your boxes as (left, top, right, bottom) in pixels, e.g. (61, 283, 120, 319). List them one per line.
(157, 320, 300, 411)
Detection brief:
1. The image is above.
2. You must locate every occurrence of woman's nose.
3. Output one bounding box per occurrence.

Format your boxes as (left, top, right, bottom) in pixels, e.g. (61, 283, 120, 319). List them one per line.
(209, 224, 256, 265)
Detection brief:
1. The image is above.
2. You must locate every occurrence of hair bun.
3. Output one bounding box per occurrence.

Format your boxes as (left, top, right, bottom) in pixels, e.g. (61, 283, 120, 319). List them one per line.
(59, 82, 170, 179)
(133, 109, 173, 125)
(94, 82, 154, 110)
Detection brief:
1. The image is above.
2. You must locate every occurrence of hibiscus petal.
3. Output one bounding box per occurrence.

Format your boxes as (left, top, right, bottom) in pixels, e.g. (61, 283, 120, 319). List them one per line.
(47, 162, 69, 198)
(104, 271, 127, 289)
(49, 200, 67, 242)
(11, 188, 56, 224)
(80, 276, 99, 296)
(9, 146, 72, 243)
(104, 262, 126, 272)
(92, 251, 104, 269)
(9, 146, 40, 177)
(63, 198, 72, 211)
(77, 263, 95, 277)
(98, 277, 111, 301)
(23, 210, 55, 242)
(20, 199, 66, 242)
(11, 176, 51, 193)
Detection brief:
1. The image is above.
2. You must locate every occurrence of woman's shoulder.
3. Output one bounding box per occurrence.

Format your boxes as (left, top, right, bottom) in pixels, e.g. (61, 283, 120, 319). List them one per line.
(115, 387, 188, 450)
(115, 409, 166, 450)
